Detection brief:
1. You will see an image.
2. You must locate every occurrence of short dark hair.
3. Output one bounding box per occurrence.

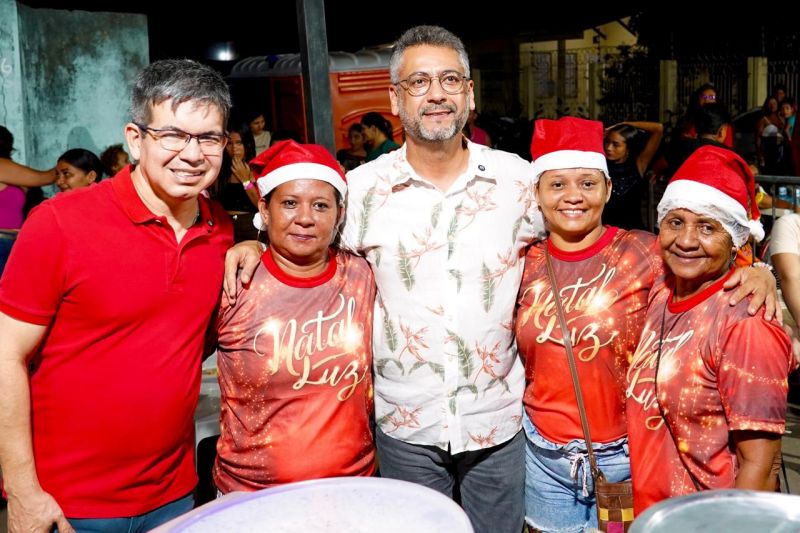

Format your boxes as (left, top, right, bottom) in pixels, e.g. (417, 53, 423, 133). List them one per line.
(99, 144, 127, 176)
(604, 124, 644, 156)
(58, 148, 105, 180)
(389, 25, 470, 84)
(130, 59, 231, 127)
(361, 112, 394, 141)
(695, 103, 731, 136)
(0, 126, 13, 159)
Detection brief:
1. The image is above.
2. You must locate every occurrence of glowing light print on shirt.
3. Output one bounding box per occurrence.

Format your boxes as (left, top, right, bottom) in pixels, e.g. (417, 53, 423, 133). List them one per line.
(519, 262, 620, 362)
(252, 293, 368, 401)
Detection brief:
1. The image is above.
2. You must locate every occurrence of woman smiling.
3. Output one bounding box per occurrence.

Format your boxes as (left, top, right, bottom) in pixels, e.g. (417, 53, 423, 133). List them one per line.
(516, 119, 778, 533)
(625, 146, 794, 515)
(214, 140, 377, 494)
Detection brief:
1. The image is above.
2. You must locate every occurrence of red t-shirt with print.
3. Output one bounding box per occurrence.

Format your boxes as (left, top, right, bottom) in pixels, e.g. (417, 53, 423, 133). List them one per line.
(214, 249, 377, 492)
(516, 227, 661, 444)
(626, 271, 792, 515)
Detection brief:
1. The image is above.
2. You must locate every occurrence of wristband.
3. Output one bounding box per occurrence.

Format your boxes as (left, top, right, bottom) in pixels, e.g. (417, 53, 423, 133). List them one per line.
(242, 180, 255, 190)
(751, 261, 774, 272)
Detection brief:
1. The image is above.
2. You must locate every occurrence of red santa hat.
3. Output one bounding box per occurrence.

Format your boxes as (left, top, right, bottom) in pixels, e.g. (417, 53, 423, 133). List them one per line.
(657, 145, 764, 246)
(249, 140, 346, 228)
(530, 117, 609, 180)
(250, 139, 347, 198)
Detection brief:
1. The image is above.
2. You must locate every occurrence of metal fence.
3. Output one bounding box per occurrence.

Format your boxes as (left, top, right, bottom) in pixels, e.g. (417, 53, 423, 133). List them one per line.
(598, 48, 660, 124)
(677, 55, 749, 117)
(768, 60, 800, 104)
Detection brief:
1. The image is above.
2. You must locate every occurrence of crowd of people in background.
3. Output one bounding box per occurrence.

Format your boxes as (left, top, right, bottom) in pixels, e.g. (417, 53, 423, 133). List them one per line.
(1, 23, 800, 533)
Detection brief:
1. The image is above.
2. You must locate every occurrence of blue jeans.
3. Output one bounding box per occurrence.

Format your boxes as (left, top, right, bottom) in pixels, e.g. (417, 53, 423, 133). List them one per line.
(376, 427, 525, 533)
(0, 232, 15, 277)
(523, 413, 630, 533)
(65, 493, 194, 533)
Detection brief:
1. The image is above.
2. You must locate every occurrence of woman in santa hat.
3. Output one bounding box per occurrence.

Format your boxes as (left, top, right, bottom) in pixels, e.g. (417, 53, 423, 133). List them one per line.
(517, 119, 777, 532)
(625, 145, 794, 516)
(213, 140, 377, 494)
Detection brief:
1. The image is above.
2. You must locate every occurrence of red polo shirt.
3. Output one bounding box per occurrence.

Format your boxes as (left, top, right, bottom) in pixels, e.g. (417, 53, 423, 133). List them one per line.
(0, 167, 232, 518)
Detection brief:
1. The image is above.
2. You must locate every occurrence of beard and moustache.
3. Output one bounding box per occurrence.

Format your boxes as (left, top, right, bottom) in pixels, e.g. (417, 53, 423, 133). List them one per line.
(398, 99, 471, 143)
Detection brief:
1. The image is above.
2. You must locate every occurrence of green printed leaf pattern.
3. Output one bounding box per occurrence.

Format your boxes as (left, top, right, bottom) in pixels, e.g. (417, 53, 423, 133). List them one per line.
(376, 358, 404, 377)
(357, 186, 376, 247)
(427, 361, 444, 380)
(481, 263, 495, 312)
(486, 377, 511, 394)
(511, 216, 523, 243)
(397, 240, 415, 290)
(447, 212, 459, 258)
(456, 384, 479, 398)
(409, 361, 427, 374)
(383, 313, 398, 353)
(498, 376, 510, 393)
(447, 329, 474, 380)
(375, 249, 382, 268)
(448, 269, 463, 293)
(431, 202, 442, 228)
(449, 394, 457, 415)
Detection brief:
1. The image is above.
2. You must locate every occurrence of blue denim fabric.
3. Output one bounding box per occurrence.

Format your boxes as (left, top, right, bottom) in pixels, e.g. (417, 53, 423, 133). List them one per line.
(376, 427, 525, 533)
(0, 233, 15, 277)
(523, 413, 630, 533)
(65, 493, 194, 533)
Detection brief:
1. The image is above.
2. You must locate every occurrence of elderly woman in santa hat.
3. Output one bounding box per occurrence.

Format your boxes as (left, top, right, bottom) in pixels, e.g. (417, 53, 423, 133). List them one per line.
(625, 145, 794, 516)
(213, 140, 377, 495)
(516, 118, 778, 532)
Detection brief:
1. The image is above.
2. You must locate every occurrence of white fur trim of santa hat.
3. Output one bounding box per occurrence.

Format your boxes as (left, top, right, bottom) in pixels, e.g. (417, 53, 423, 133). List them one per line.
(657, 179, 764, 247)
(531, 150, 609, 181)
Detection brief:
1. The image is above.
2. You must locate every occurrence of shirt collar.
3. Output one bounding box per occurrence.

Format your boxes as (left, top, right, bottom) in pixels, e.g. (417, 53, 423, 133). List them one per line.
(111, 164, 213, 228)
(388, 138, 497, 191)
(111, 165, 157, 224)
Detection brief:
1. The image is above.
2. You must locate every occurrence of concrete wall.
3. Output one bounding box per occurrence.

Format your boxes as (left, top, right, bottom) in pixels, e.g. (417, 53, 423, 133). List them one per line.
(15, 3, 148, 170)
(0, 0, 27, 161)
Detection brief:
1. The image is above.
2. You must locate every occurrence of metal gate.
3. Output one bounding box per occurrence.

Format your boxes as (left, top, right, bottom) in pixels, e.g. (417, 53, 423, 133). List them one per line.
(677, 55, 749, 116)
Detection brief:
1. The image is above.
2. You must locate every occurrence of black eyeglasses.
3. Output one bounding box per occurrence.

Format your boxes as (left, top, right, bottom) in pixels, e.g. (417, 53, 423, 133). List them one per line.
(135, 123, 228, 154)
(394, 71, 470, 97)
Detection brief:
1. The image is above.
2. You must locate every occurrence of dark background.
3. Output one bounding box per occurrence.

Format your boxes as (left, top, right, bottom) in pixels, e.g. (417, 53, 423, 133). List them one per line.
(15, 2, 637, 59)
(15, 2, 800, 63)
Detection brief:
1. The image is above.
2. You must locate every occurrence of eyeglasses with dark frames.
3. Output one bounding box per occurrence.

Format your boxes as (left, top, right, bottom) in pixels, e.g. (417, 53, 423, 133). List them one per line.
(394, 71, 470, 97)
(135, 123, 228, 154)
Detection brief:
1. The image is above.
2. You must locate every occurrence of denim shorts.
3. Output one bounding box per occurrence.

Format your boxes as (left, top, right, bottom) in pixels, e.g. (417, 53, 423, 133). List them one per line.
(523, 413, 630, 533)
(64, 493, 194, 533)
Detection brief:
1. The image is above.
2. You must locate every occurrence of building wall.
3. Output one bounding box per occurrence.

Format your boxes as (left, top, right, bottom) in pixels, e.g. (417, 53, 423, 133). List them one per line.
(519, 18, 637, 120)
(15, 3, 148, 170)
(0, 0, 27, 161)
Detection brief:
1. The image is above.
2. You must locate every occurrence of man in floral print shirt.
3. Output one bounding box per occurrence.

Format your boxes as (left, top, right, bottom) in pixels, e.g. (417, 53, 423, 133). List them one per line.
(342, 26, 543, 533)
(226, 25, 543, 533)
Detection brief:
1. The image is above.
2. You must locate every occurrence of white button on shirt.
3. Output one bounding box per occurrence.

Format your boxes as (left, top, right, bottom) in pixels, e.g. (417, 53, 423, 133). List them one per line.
(342, 141, 544, 453)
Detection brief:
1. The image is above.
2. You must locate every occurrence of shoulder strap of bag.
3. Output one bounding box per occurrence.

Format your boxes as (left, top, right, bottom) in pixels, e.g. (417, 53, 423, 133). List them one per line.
(544, 246, 603, 481)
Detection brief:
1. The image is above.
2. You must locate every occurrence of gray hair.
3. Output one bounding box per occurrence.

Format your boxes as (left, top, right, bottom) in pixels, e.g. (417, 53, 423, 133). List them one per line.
(389, 25, 470, 84)
(130, 59, 231, 127)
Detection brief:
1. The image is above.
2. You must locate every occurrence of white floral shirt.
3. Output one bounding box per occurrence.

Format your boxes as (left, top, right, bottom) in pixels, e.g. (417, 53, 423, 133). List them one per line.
(342, 140, 544, 453)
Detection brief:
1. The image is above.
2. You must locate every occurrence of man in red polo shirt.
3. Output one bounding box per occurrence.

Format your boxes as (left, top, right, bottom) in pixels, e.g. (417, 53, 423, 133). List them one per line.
(0, 59, 233, 533)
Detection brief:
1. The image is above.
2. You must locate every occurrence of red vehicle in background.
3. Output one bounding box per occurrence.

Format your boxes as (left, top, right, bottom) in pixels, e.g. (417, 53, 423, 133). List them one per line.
(228, 49, 401, 153)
